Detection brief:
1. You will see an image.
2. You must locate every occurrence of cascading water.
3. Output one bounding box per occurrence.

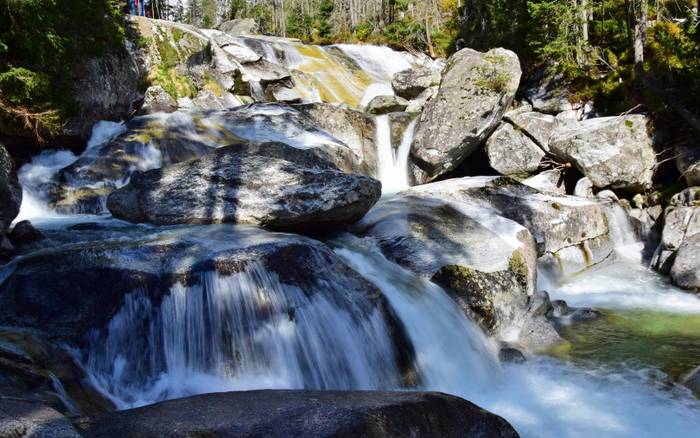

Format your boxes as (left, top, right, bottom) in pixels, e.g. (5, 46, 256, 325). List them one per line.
(374, 115, 417, 193)
(84, 263, 401, 409)
(606, 202, 645, 262)
(76, 226, 700, 436)
(7, 30, 700, 437)
(236, 37, 429, 109)
(14, 121, 127, 220)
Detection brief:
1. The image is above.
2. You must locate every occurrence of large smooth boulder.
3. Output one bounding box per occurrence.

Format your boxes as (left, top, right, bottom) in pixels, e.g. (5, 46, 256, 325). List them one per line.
(1, 145, 22, 255)
(485, 123, 545, 176)
(504, 111, 558, 152)
(296, 102, 379, 176)
(670, 233, 700, 291)
(406, 177, 614, 278)
(354, 193, 537, 337)
(48, 104, 378, 214)
(0, 328, 113, 416)
(107, 142, 381, 231)
(411, 48, 521, 182)
(0, 399, 82, 438)
(75, 390, 519, 438)
(0, 225, 385, 344)
(405, 86, 437, 113)
(138, 85, 177, 115)
(652, 187, 700, 276)
(218, 18, 259, 36)
(392, 67, 441, 100)
(549, 115, 656, 190)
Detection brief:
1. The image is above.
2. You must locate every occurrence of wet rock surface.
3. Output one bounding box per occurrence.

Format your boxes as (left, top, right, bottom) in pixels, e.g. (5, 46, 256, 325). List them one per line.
(75, 390, 519, 438)
(0, 225, 386, 344)
(0, 145, 21, 243)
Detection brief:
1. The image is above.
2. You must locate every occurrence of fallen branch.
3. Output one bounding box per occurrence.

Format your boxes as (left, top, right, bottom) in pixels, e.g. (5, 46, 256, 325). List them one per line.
(0, 99, 57, 145)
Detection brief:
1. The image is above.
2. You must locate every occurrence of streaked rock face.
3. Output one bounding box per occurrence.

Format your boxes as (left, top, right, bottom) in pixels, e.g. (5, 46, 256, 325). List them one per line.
(0, 145, 21, 257)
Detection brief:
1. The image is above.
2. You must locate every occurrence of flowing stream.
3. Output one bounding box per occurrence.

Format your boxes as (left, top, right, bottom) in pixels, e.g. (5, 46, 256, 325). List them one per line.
(8, 42, 700, 437)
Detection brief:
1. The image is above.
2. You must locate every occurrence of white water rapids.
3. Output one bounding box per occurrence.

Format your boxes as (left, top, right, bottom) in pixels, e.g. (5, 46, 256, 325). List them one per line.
(8, 41, 700, 438)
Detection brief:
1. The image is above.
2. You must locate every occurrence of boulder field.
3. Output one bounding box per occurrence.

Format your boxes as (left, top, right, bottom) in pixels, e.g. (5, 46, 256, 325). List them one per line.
(2, 14, 700, 438)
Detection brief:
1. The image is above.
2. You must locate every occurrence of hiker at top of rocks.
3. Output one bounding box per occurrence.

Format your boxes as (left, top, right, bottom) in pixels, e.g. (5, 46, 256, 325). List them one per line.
(128, 0, 145, 16)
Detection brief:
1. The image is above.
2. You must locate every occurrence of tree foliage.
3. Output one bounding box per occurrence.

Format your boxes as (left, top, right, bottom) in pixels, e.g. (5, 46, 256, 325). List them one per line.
(0, 0, 124, 139)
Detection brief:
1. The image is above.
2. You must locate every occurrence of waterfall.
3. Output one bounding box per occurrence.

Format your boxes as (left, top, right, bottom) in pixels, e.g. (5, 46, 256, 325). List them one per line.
(333, 236, 499, 392)
(85, 264, 400, 408)
(606, 202, 644, 262)
(374, 115, 417, 193)
(333, 44, 417, 81)
(236, 37, 430, 109)
(15, 150, 78, 221)
(80, 229, 700, 436)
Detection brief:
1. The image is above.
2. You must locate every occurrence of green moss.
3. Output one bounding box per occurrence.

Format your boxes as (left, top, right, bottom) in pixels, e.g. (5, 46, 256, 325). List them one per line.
(0, 1, 124, 140)
(149, 66, 197, 99)
(473, 66, 512, 94)
(172, 28, 184, 44)
(508, 250, 530, 286)
(135, 35, 151, 49)
(154, 31, 181, 68)
(203, 72, 224, 97)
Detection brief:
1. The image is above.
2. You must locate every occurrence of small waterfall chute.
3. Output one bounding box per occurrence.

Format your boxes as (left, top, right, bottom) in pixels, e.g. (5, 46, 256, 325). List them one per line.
(374, 115, 417, 193)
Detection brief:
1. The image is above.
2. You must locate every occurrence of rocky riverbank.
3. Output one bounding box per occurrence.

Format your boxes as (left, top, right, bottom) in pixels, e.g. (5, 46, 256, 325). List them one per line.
(1, 15, 699, 437)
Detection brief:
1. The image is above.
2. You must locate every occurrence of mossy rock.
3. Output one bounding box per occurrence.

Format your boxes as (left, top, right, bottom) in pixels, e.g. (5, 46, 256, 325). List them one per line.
(432, 256, 530, 334)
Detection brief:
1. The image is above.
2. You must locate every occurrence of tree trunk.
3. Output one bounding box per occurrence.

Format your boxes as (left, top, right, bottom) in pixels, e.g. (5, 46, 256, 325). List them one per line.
(425, 17, 435, 58)
(581, 0, 589, 42)
(633, 0, 647, 77)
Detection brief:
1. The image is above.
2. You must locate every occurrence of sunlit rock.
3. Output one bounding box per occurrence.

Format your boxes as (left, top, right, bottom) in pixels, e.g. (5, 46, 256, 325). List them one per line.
(411, 48, 522, 182)
(391, 67, 440, 100)
(366, 95, 409, 115)
(485, 123, 545, 176)
(549, 115, 656, 191)
(107, 142, 381, 231)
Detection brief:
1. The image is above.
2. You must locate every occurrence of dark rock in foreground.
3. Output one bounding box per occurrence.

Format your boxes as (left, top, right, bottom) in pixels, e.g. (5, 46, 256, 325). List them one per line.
(75, 390, 519, 438)
(0, 225, 385, 343)
(107, 141, 381, 232)
(0, 399, 82, 438)
(1, 145, 22, 257)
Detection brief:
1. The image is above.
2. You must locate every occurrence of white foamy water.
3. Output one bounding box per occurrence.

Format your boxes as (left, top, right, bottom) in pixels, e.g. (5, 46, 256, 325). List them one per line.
(334, 237, 700, 438)
(541, 261, 700, 314)
(15, 150, 78, 221)
(15, 120, 128, 220)
(540, 201, 700, 314)
(85, 264, 399, 409)
(77, 229, 700, 437)
(85, 121, 127, 151)
(334, 44, 416, 81)
(374, 115, 417, 193)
